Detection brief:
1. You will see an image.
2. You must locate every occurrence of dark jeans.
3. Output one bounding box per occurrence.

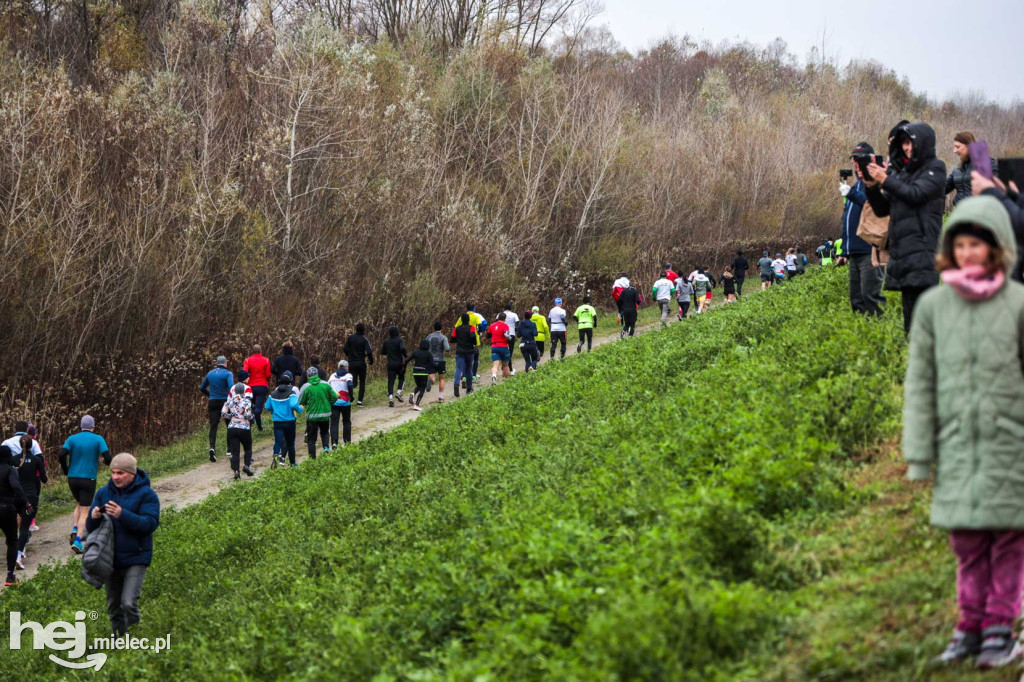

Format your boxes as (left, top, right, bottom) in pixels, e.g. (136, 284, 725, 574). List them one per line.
(207, 399, 226, 450)
(306, 421, 329, 456)
(0, 505, 17, 573)
(622, 312, 637, 336)
(849, 253, 885, 316)
(578, 328, 593, 350)
(901, 285, 929, 335)
(106, 565, 147, 636)
(520, 343, 539, 371)
(471, 349, 480, 377)
(330, 405, 352, 446)
(387, 365, 405, 397)
(454, 353, 474, 393)
(17, 495, 38, 552)
(735, 277, 744, 296)
(536, 341, 545, 356)
(251, 386, 269, 430)
(550, 331, 567, 358)
(350, 363, 367, 403)
(226, 428, 253, 471)
(273, 421, 297, 464)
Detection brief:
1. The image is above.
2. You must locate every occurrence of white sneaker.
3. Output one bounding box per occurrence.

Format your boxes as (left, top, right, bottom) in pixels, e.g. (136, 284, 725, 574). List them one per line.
(412, 406, 422, 412)
(15, 552, 25, 570)
(491, 375, 497, 386)
(510, 368, 516, 376)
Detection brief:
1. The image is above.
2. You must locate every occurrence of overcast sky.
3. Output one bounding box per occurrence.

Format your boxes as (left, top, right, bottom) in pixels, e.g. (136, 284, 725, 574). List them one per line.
(600, 0, 1024, 104)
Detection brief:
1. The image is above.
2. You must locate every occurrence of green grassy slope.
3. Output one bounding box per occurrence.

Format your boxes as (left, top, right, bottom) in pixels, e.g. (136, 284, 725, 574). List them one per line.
(1, 269, 913, 680)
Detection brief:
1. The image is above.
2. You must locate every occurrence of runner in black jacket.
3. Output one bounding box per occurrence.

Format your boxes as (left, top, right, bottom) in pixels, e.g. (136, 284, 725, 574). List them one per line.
(342, 323, 374, 406)
(731, 250, 749, 296)
(405, 340, 435, 410)
(0, 446, 29, 586)
(618, 285, 642, 337)
(451, 314, 477, 397)
(13, 434, 46, 568)
(271, 342, 304, 387)
(380, 325, 407, 407)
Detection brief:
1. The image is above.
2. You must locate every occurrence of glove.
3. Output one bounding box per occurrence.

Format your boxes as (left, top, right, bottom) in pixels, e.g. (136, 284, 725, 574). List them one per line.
(839, 182, 851, 197)
(22, 503, 35, 518)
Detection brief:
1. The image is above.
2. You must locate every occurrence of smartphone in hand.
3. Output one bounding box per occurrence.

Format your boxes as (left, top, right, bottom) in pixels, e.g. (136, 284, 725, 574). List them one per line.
(969, 141, 993, 180)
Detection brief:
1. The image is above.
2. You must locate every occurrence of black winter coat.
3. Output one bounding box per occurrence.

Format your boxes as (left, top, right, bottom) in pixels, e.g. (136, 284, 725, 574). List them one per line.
(271, 350, 304, 385)
(946, 158, 998, 206)
(866, 122, 947, 291)
(381, 336, 407, 368)
(342, 334, 374, 366)
(618, 286, 642, 312)
(981, 188, 1024, 283)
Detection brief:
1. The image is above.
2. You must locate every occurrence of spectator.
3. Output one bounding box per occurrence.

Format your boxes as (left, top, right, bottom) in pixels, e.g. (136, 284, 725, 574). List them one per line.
(86, 453, 160, 637)
(946, 131, 998, 207)
(837, 142, 886, 316)
(865, 122, 947, 333)
(971, 171, 1024, 282)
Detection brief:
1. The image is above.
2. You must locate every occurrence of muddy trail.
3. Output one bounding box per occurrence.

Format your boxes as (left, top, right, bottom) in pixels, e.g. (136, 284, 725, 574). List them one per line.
(13, 307, 714, 583)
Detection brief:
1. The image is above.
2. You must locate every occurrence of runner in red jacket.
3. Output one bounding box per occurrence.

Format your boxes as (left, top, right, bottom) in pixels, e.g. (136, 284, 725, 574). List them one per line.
(243, 345, 272, 431)
(488, 313, 511, 385)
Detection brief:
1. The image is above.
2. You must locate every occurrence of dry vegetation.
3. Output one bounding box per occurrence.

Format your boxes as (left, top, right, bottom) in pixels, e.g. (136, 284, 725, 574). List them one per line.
(1, 1, 1021, 457)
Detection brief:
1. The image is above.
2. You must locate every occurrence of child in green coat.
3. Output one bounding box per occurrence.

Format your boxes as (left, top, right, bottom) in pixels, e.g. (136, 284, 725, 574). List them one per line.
(904, 195, 1024, 668)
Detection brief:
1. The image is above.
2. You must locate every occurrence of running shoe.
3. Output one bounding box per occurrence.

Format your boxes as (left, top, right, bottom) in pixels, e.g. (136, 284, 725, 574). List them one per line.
(233, 471, 241, 480)
(4, 572, 18, 587)
(389, 398, 395, 408)
(576, 342, 583, 353)
(931, 629, 981, 665)
(243, 465, 254, 477)
(438, 396, 445, 403)
(454, 385, 460, 398)
(15, 552, 25, 570)
(491, 375, 497, 386)
(277, 455, 286, 467)
(510, 368, 516, 376)
(976, 626, 1022, 668)
(209, 449, 217, 463)
(69, 528, 77, 546)
(396, 390, 404, 402)
(474, 374, 480, 380)
(357, 401, 363, 406)
(323, 446, 330, 455)
(29, 521, 39, 532)
(620, 329, 626, 339)
(412, 406, 422, 412)
(72, 538, 84, 555)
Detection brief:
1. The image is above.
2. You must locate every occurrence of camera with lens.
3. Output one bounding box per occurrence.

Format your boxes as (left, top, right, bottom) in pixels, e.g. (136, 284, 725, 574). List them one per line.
(839, 169, 854, 180)
(852, 153, 884, 176)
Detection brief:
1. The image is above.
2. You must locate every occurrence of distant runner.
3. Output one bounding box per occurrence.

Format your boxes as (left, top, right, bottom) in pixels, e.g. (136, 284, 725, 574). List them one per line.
(299, 367, 336, 458)
(652, 272, 675, 327)
(530, 306, 549, 359)
(548, 298, 568, 359)
(674, 274, 693, 319)
(328, 360, 355, 446)
(242, 344, 271, 431)
(381, 325, 408, 408)
(451, 313, 478, 398)
(406, 340, 436, 411)
(266, 371, 302, 467)
(618, 281, 642, 337)
(59, 415, 111, 554)
(488, 313, 512, 385)
(199, 355, 233, 462)
(221, 383, 255, 479)
(758, 251, 774, 290)
(502, 304, 519, 375)
(342, 323, 374, 406)
(517, 311, 540, 371)
(573, 296, 598, 352)
(426, 322, 451, 402)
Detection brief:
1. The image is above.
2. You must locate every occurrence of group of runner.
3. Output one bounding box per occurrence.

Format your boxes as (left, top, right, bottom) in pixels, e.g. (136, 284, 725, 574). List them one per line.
(756, 248, 809, 288)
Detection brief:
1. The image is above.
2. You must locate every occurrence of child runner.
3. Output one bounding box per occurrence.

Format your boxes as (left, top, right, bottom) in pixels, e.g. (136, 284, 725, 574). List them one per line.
(299, 367, 336, 458)
(771, 253, 787, 284)
(328, 360, 355, 445)
(905, 196, 1024, 668)
(221, 383, 255, 479)
(573, 296, 598, 351)
(722, 266, 737, 303)
(406, 340, 436, 411)
(266, 371, 303, 467)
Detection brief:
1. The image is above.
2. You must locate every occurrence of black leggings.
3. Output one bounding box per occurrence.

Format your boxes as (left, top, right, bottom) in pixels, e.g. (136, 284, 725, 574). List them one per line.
(18, 495, 37, 552)
(306, 421, 329, 457)
(226, 428, 253, 471)
(251, 386, 268, 429)
(387, 365, 406, 397)
(550, 331, 567, 358)
(520, 344, 539, 371)
(0, 505, 17, 573)
(412, 375, 429, 406)
(330, 405, 352, 446)
(578, 328, 593, 351)
(622, 313, 637, 336)
(735, 277, 744, 296)
(350, 364, 367, 403)
(207, 399, 226, 450)
(901, 286, 929, 335)
(677, 300, 690, 318)
(536, 341, 545, 356)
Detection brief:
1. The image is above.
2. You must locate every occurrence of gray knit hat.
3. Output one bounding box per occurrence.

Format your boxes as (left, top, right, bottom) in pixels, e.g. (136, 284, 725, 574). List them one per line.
(110, 453, 137, 475)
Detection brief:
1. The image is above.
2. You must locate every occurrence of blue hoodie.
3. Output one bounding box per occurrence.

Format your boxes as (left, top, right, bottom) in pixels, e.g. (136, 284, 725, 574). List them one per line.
(266, 384, 303, 422)
(200, 366, 234, 400)
(85, 469, 160, 569)
(841, 180, 872, 256)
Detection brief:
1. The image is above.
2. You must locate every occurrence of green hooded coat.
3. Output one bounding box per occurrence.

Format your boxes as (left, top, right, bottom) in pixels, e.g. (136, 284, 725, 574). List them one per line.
(299, 375, 337, 422)
(904, 195, 1024, 529)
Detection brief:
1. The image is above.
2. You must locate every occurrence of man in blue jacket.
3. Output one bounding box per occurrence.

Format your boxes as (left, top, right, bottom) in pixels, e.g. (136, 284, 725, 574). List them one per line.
(837, 142, 886, 315)
(199, 355, 233, 463)
(86, 453, 159, 637)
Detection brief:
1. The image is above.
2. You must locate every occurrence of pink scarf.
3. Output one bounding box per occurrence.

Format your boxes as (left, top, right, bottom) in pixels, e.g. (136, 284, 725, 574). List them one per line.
(940, 265, 1005, 301)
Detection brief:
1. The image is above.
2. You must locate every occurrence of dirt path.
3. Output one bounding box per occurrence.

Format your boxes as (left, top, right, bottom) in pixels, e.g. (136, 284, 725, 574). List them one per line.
(14, 308, 692, 582)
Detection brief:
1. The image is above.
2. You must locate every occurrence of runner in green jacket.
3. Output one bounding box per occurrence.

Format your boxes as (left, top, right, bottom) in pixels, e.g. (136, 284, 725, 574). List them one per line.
(573, 297, 598, 353)
(299, 369, 337, 459)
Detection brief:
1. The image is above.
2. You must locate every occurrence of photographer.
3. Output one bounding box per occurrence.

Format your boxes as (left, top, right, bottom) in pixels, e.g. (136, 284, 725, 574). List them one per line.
(86, 453, 160, 636)
(838, 142, 886, 316)
(946, 131, 998, 207)
(865, 122, 946, 333)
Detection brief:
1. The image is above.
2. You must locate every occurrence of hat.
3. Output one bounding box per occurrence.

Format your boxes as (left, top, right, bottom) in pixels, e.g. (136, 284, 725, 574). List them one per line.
(281, 371, 294, 384)
(943, 195, 1016, 273)
(110, 453, 138, 475)
(307, 367, 319, 378)
(531, 306, 540, 313)
(554, 297, 563, 305)
(237, 370, 249, 381)
(763, 251, 769, 257)
(27, 423, 36, 437)
(81, 415, 95, 430)
(775, 253, 782, 258)
(338, 359, 349, 369)
(851, 141, 874, 156)
(216, 355, 227, 366)
(233, 382, 246, 395)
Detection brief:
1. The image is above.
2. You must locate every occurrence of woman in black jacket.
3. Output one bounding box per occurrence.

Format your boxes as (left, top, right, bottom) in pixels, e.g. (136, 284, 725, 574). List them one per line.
(0, 445, 29, 586)
(14, 434, 46, 568)
(865, 122, 947, 333)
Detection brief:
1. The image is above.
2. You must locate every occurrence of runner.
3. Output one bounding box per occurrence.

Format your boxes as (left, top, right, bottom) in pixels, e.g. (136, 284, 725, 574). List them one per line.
(618, 281, 642, 337)
(451, 313, 478, 398)
(271, 341, 304, 387)
(266, 371, 302, 467)
(548, 298, 568, 359)
(771, 253, 788, 284)
(722, 265, 737, 303)
(501, 304, 519, 376)
(342, 324, 374, 406)
(229, 370, 253, 399)
(220, 383, 255, 480)
(426, 322, 450, 402)
(381, 325, 408, 408)
(454, 303, 487, 386)
(674, 274, 693, 319)
(758, 250, 774, 290)
(199, 355, 233, 462)
(299, 367, 336, 458)
(651, 272, 675, 327)
(573, 296, 598, 351)
(785, 248, 798, 279)
(13, 432, 45, 570)
(405, 340, 436, 411)
(25, 424, 40, 532)
(58, 415, 111, 554)
(488, 313, 512, 385)
(328, 361, 355, 446)
(612, 272, 630, 324)
(308, 355, 327, 381)
(691, 269, 711, 313)
(731, 250, 749, 296)
(517, 311, 540, 371)
(703, 268, 717, 308)
(530, 306, 549, 359)
(242, 344, 271, 431)
(663, 263, 679, 285)
(795, 247, 808, 275)
(0, 447, 30, 586)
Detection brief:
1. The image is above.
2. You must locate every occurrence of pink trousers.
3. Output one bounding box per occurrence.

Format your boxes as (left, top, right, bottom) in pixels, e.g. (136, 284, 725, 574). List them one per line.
(950, 530, 1024, 632)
